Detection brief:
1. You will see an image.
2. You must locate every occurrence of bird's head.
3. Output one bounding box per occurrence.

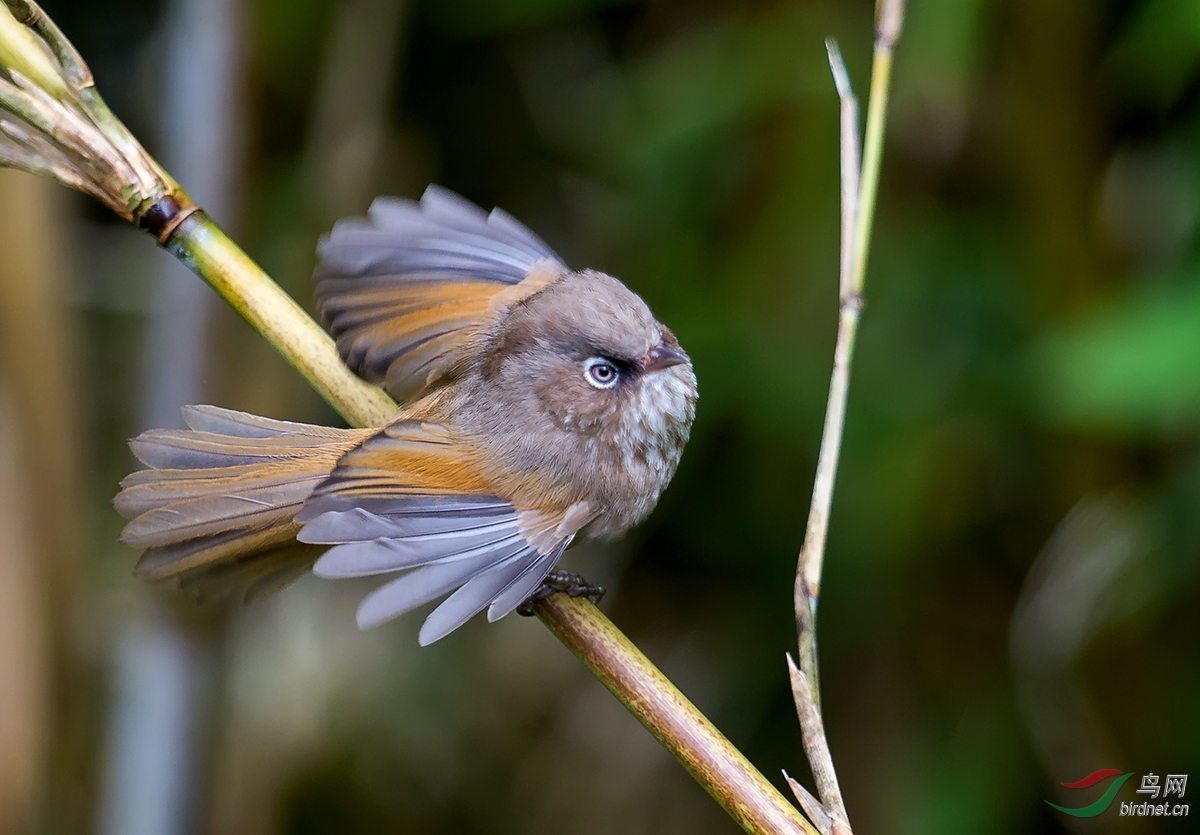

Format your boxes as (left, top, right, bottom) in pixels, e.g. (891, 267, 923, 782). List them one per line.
(484, 269, 697, 482)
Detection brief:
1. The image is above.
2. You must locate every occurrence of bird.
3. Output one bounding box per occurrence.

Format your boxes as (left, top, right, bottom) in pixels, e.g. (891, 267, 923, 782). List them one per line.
(114, 185, 698, 645)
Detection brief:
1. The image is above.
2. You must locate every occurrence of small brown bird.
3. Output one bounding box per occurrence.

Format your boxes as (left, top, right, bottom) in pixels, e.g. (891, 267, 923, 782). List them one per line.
(115, 186, 697, 644)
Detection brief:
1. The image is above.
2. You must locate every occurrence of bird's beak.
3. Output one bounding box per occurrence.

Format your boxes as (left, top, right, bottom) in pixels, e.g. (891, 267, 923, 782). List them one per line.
(642, 343, 690, 373)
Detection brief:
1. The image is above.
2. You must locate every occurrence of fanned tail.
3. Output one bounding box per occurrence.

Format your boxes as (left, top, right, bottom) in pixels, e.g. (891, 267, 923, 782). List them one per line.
(115, 406, 372, 600)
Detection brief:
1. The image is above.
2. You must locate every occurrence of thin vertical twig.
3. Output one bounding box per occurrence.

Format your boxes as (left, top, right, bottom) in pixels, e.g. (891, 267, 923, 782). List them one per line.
(791, 0, 905, 831)
(794, 40, 861, 707)
(830, 41, 861, 303)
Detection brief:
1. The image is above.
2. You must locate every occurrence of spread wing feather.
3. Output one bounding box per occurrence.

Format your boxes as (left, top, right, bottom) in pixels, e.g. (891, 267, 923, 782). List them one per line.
(354, 547, 525, 637)
(298, 420, 594, 643)
(416, 544, 566, 644)
(315, 185, 567, 402)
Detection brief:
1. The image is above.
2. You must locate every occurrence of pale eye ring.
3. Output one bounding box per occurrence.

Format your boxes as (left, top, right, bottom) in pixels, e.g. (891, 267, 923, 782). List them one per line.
(583, 356, 621, 389)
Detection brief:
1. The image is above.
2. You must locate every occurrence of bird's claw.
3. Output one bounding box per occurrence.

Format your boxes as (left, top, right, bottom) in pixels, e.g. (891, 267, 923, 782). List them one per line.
(517, 570, 606, 616)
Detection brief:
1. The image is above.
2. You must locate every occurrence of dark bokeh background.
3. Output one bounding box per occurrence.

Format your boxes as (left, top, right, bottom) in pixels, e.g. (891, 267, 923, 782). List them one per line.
(0, 0, 1197, 833)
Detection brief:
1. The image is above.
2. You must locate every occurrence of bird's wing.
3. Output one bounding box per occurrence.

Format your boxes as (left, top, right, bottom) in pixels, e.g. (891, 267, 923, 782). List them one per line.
(316, 185, 567, 403)
(296, 420, 594, 644)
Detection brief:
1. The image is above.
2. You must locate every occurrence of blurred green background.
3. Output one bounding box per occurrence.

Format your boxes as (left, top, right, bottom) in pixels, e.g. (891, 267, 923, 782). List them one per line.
(0, 0, 1197, 833)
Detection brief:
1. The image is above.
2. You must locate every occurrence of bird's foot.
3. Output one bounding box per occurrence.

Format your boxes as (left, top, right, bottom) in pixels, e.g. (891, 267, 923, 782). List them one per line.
(517, 570, 606, 616)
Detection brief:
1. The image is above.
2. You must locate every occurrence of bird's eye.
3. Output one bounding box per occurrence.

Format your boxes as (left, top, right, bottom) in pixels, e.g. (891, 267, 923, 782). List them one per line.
(583, 357, 621, 389)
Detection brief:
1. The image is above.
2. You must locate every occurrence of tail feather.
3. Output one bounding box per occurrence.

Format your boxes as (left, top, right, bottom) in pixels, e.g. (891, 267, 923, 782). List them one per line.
(116, 406, 371, 597)
(130, 429, 360, 470)
(180, 404, 357, 439)
(115, 464, 323, 516)
(121, 477, 326, 547)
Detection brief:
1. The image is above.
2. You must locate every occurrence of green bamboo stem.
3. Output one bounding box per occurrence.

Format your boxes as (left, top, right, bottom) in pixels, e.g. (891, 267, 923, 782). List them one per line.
(164, 211, 398, 428)
(535, 594, 819, 835)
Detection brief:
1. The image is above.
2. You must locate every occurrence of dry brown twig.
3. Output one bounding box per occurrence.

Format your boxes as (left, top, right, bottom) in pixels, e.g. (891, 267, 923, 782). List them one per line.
(788, 2, 905, 834)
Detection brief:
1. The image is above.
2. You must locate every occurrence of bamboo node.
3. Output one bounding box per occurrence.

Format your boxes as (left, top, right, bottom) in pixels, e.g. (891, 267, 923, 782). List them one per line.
(137, 194, 201, 245)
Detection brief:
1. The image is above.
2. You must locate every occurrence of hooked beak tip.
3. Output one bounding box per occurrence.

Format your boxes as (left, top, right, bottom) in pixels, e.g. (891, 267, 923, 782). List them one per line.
(642, 344, 690, 373)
